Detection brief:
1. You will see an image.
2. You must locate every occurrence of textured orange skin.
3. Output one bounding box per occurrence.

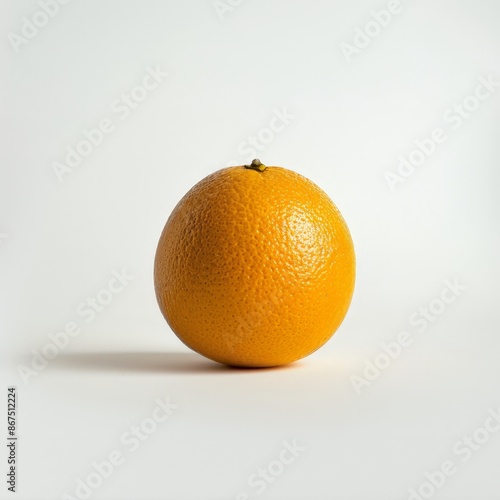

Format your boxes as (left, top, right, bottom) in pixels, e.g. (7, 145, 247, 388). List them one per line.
(154, 166, 355, 367)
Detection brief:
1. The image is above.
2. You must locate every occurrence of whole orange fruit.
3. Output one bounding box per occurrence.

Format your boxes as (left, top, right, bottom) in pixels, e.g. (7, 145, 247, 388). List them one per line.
(154, 160, 355, 367)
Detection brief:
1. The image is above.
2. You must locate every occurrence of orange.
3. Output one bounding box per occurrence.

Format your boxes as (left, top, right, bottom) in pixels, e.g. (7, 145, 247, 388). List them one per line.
(154, 160, 355, 367)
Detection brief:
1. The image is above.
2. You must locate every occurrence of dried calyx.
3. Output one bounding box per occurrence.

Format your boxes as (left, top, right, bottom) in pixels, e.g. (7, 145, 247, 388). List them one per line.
(244, 159, 267, 172)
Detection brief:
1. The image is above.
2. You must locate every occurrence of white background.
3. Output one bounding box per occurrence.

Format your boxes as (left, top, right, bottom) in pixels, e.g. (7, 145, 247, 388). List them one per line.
(1, 1, 500, 499)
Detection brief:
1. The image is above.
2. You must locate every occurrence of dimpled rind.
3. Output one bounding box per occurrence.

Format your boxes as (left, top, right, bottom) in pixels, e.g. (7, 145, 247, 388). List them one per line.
(154, 165, 355, 367)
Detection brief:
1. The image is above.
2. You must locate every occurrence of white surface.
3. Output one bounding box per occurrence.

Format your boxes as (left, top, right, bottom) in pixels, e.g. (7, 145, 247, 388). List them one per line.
(1, 1, 500, 499)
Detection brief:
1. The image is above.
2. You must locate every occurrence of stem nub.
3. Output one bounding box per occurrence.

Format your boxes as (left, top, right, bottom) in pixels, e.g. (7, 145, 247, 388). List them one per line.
(244, 159, 267, 172)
